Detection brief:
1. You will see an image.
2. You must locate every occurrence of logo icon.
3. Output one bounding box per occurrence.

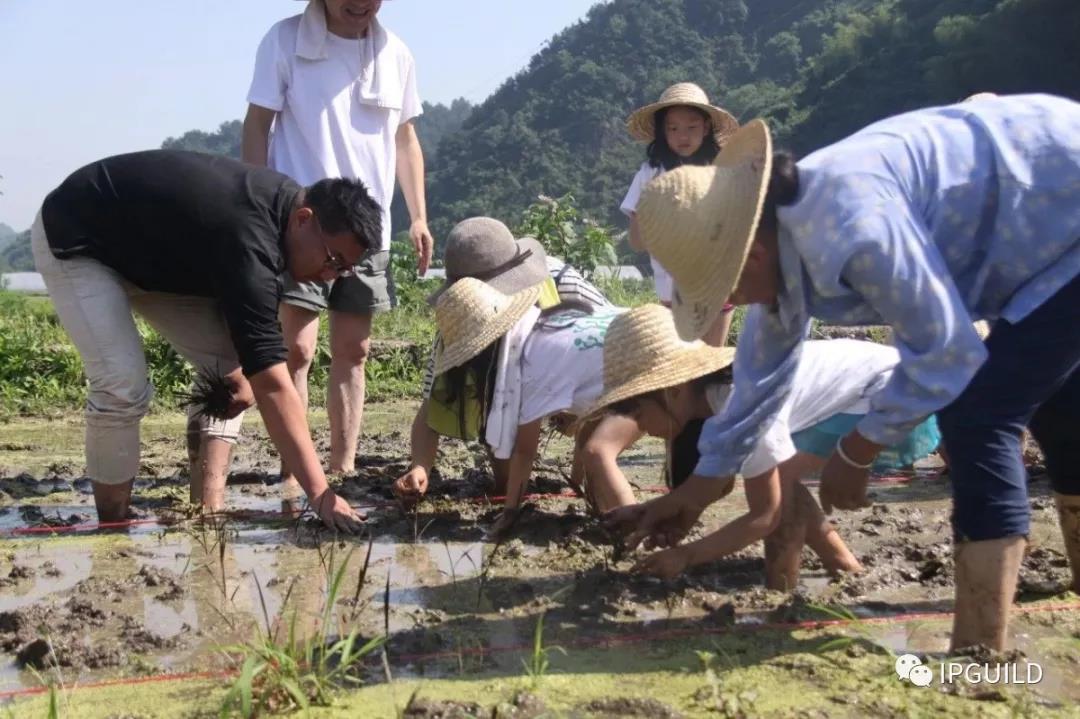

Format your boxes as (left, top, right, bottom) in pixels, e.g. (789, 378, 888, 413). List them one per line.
(895, 654, 933, 687)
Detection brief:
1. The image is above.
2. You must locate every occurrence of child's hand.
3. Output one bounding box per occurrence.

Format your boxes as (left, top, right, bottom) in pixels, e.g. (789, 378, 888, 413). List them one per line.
(633, 546, 691, 580)
(820, 433, 881, 513)
(393, 466, 429, 508)
(604, 494, 702, 550)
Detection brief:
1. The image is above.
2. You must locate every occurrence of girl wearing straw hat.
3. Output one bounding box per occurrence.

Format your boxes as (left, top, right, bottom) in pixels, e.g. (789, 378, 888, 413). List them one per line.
(393, 217, 613, 507)
(617, 94, 1080, 652)
(593, 305, 942, 587)
(622, 84, 738, 332)
(432, 277, 663, 534)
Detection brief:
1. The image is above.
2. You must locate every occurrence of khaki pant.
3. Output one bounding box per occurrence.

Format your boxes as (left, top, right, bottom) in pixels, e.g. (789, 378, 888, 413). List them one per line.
(31, 214, 244, 484)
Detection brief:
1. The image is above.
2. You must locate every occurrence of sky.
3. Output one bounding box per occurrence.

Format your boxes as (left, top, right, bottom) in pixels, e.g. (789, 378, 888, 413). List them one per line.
(0, 0, 602, 231)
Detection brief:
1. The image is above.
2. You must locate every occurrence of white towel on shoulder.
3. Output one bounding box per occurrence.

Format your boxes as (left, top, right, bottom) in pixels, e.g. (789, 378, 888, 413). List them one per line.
(296, 0, 404, 110)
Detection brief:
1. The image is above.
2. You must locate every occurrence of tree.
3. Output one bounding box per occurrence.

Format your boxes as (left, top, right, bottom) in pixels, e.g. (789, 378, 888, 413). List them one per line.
(161, 120, 243, 158)
(1, 230, 34, 272)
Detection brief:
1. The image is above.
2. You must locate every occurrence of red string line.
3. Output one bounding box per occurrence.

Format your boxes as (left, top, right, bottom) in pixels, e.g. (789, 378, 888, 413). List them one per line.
(0, 474, 934, 538)
(1, 599, 1076, 701)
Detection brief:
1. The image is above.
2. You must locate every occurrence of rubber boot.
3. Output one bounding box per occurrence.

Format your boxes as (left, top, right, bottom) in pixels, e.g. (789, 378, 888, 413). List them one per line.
(951, 536, 1026, 652)
(1054, 493, 1080, 594)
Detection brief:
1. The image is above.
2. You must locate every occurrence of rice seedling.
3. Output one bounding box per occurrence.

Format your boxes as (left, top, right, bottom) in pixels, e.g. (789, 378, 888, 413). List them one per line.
(344, 534, 376, 623)
(47, 685, 59, 719)
(218, 547, 384, 717)
(27, 638, 65, 719)
(185, 514, 237, 600)
(695, 650, 723, 710)
(808, 602, 894, 659)
(178, 366, 235, 421)
(520, 611, 565, 690)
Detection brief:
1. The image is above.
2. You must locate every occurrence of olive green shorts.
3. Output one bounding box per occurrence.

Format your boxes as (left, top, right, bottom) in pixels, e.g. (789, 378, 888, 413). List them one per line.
(281, 250, 396, 314)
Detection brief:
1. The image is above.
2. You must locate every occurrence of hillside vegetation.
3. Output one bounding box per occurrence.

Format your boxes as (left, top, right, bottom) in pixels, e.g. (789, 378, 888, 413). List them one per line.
(7, 0, 1077, 264)
(426, 0, 1080, 239)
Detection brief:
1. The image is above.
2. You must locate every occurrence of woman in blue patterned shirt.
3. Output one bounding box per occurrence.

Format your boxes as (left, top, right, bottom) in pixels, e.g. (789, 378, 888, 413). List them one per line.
(609, 94, 1080, 652)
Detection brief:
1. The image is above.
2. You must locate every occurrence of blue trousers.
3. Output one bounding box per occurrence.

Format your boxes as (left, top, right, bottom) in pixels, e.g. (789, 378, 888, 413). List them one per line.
(937, 273, 1080, 542)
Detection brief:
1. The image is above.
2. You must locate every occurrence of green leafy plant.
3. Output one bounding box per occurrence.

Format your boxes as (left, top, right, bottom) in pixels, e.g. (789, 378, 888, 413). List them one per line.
(219, 548, 385, 716)
(515, 194, 616, 279)
(389, 236, 442, 313)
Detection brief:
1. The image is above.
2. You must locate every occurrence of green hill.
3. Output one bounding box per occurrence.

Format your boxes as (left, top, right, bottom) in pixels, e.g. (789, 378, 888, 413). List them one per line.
(159, 99, 474, 165)
(159, 100, 476, 238)
(425, 0, 1080, 241)
(155, 0, 1079, 250)
(0, 222, 15, 251)
(0, 230, 33, 272)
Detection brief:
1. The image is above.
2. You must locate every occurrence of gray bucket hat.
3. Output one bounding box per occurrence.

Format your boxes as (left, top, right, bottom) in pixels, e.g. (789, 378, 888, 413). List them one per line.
(427, 217, 549, 304)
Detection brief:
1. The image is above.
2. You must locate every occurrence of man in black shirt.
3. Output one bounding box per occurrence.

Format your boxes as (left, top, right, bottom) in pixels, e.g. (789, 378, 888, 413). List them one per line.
(32, 150, 378, 532)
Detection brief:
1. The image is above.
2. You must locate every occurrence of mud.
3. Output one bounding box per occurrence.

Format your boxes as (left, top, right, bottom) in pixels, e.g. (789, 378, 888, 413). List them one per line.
(403, 691, 549, 719)
(1, 406, 1079, 714)
(582, 697, 683, 717)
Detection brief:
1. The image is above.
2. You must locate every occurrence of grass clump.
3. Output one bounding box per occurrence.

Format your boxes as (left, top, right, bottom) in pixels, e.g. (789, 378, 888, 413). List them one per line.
(219, 548, 385, 717)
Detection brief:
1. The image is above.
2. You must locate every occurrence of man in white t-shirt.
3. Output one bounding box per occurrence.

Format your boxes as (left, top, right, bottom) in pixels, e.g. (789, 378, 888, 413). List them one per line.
(239, 0, 433, 496)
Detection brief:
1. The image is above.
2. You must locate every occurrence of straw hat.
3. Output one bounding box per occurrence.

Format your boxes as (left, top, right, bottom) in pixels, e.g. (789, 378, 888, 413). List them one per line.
(637, 119, 772, 341)
(626, 83, 739, 143)
(428, 217, 548, 304)
(588, 304, 735, 415)
(433, 277, 541, 375)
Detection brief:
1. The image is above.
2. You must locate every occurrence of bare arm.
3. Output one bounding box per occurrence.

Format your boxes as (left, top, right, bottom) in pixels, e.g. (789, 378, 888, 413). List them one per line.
(684, 469, 782, 564)
(392, 399, 440, 504)
(249, 362, 363, 532)
(489, 420, 543, 536)
(504, 419, 542, 510)
(242, 104, 277, 167)
(395, 121, 433, 275)
(578, 414, 645, 512)
(702, 308, 735, 347)
(627, 212, 644, 252)
(408, 398, 439, 471)
(632, 468, 781, 578)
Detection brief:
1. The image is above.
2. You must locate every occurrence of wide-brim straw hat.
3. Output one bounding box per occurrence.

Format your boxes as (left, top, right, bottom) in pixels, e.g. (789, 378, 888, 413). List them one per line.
(588, 304, 736, 416)
(637, 119, 772, 341)
(427, 217, 549, 305)
(433, 277, 541, 375)
(627, 82, 739, 143)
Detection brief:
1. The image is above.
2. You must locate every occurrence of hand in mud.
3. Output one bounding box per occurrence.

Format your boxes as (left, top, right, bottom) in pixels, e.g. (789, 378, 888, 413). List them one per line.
(633, 546, 691, 580)
(393, 466, 429, 508)
(312, 489, 366, 534)
(819, 451, 872, 514)
(487, 508, 521, 539)
(223, 368, 255, 419)
(603, 494, 702, 551)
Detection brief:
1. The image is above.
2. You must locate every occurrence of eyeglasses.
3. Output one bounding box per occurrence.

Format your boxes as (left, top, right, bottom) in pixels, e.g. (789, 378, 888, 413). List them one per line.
(323, 244, 356, 278)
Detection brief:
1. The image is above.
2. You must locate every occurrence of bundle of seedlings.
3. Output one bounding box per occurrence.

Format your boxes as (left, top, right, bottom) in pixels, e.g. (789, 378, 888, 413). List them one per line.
(179, 367, 235, 421)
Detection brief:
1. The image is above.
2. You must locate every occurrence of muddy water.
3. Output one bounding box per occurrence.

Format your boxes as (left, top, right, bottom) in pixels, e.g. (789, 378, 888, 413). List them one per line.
(2, 418, 1079, 709)
(0, 517, 494, 692)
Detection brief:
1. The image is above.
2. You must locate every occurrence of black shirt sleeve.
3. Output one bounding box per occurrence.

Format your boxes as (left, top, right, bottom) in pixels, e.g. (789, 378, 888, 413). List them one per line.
(211, 224, 289, 377)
